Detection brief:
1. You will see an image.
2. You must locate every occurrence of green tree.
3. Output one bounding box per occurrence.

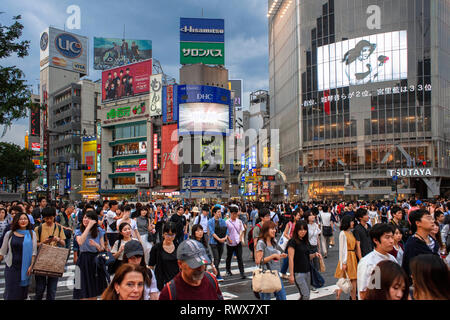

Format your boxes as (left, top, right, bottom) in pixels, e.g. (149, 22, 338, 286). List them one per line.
(0, 14, 38, 133)
(0, 142, 38, 193)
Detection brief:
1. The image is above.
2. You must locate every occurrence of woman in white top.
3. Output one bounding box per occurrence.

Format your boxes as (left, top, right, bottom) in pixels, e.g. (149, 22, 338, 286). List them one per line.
(122, 240, 159, 300)
(117, 206, 141, 243)
(305, 211, 322, 288)
(367, 204, 379, 227)
(111, 223, 136, 264)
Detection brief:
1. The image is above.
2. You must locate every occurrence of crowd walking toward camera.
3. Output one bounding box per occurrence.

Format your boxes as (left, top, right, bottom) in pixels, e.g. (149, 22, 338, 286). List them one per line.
(0, 197, 449, 300)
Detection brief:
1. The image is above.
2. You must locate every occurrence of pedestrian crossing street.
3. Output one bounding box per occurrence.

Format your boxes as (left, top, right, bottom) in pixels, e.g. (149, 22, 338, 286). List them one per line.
(0, 245, 338, 300)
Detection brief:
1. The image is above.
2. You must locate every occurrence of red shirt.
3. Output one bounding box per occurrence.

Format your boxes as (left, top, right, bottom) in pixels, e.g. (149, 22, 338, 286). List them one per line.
(159, 272, 222, 300)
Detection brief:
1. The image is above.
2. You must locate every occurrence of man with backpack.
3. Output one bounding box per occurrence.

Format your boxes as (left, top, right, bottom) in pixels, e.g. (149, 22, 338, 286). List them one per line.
(248, 208, 271, 261)
(194, 205, 211, 242)
(208, 206, 228, 282)
(34, 207, 66, 300)
(159, 239, 223, 300)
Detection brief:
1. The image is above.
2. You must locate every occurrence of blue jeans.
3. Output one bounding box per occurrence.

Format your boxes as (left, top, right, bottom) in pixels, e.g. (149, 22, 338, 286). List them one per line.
(259, 274, 287, 300)
(34, 275, 59, 300)
(280, 257, 289, 275)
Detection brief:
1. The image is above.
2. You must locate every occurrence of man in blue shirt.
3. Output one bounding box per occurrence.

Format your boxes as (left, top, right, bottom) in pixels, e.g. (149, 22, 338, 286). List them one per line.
(208, 206, 229, 282)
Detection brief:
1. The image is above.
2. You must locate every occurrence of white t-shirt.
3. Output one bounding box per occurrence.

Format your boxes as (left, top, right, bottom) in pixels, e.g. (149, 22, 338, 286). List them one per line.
(308, 223, 321, 246)
(194, 214, 209, 233)
(357, 250, 398, 300)
(144, 269, 159, 300)
(117, 218, 137, 233)
(106, 210, 118, 233)
(318, 211, 332, 227)
(111, 239, 133, 260)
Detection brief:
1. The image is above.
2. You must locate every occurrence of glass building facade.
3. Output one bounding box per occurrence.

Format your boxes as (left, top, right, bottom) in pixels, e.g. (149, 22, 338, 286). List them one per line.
(269, 0, 450, 200)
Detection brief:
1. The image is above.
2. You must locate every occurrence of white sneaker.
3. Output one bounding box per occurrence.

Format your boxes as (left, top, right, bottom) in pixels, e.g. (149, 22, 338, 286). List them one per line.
(311, 287, 319, 293)
(329, 245, 332, 249)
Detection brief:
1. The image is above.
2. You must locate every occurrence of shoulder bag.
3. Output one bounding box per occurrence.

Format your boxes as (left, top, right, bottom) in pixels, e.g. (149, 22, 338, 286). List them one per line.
(336, 271, 352, 294)
(31, 244, 70, 277)
(277, 223, 291, 251)
(252, 241, 282, 293)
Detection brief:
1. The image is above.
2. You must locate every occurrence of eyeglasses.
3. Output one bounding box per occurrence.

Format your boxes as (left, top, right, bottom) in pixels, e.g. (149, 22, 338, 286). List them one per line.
(164, 233, 176, 238)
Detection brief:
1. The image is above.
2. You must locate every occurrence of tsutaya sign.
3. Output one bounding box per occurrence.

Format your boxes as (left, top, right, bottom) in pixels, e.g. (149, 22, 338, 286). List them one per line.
(387, 168, 433, 178)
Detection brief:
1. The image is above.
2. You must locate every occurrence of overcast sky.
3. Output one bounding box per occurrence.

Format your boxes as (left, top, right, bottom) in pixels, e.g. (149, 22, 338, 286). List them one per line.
(1, 0, 269, 147)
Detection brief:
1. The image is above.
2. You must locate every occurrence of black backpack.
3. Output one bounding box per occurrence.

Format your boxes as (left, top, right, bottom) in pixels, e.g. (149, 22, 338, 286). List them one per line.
(37, 223, 62, 245)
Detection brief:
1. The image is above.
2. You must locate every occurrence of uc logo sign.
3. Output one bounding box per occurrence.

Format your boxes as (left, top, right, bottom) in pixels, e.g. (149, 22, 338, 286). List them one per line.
(55, 33, 83, 59)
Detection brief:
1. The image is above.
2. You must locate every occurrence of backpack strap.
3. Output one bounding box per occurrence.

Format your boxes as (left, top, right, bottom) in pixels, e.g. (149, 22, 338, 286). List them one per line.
(167, 280, 176, 300)
(204, 271, 223, 300)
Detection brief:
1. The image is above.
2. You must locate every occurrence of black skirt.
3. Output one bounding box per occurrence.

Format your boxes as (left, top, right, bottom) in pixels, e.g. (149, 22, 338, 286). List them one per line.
(74, 252, 108, 299)
(4, 266, 29, 300)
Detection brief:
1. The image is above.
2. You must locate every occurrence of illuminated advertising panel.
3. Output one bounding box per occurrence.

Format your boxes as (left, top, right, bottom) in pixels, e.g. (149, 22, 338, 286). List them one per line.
(179, 103, 229, 134)
(177, 85, 231, 135)
(102, 59, 152, 102)
(317, 30, 407, 91)
(161, 124, 179, 187)
(201, 136, 224, 172)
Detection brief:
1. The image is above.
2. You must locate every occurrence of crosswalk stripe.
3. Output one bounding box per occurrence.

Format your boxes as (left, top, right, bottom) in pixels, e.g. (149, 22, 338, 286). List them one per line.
(270, 285, 338, 300)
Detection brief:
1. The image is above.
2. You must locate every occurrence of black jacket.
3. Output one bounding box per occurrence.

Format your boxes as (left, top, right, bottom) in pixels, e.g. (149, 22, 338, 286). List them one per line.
(402, 235, 437, 277)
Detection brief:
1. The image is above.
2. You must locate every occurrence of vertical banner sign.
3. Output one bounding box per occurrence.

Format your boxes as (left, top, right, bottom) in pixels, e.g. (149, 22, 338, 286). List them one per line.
(167, 85, 174, 121)
(241, 153, 246, 171)
(153, 133, 159, 170)
(161, 124, 179, 186)
(30, 106, 40, 136)
(149, 74, 163, 116)
(65, 165, 71, 189)
(251, 146, 257, 169)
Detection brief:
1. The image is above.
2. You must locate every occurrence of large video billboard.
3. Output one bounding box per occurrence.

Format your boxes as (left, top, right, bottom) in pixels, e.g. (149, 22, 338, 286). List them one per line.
(317, 30, 407, 91)
(40, 27, 88, 75)
(101, 59, 152, 102)
(93, 38, 152, 70)
(179, 103, 229, 134)
(177, 85, 231, 134)
(161, 124, 179, 187)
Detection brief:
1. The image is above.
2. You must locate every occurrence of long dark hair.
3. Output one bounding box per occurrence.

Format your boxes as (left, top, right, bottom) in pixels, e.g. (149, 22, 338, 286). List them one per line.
(410, 254, 450, 300)
(364, 260, 409, 300)
(342, 40, 376, 65)
(118, 222, 132, 240)
(191, 224, 207, 248)
(258, 221, 277, 247)
(292, 220, 310, 246)
(80, 211, 99, 239)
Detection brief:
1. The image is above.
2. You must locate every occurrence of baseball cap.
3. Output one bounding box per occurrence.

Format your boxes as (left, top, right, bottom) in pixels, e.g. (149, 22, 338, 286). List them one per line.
(124, 240, 144, 258)
(177, 240, 211, 269)
(191, 207, 199, 213)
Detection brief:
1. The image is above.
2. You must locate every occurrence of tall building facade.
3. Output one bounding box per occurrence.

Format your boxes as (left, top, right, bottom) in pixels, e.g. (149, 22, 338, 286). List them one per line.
(269, 0, 450, 200)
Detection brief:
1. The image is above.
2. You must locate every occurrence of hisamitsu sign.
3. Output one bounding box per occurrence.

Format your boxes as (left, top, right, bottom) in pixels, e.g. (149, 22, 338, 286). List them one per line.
(387, 168, 433, 178)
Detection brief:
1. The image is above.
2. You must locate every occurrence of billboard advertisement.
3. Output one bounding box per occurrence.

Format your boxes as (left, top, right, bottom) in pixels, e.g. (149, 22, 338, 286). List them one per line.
(201, 136, 224, 172)
(317, 30, 407, 91)
(30, 106, 40, 137)
(229, 80, 243, 108)
(177, 85, 230, 105)
(93, 37, 152, 70)
(102, 59, 152, 102)
(177, 85, 231, 134)
(149, 74, 163, 117)
(179, 103, 229, 134)
(180, 42, 225, 65)
(40, 27, 88, 75)
(162, 85, 178, 123)
(161, 124, 179, 187)
(180, 18, 225, 43)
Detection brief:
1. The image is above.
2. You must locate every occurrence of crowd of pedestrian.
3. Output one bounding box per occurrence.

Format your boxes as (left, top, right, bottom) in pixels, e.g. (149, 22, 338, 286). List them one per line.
(0, 197, 449, 300)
